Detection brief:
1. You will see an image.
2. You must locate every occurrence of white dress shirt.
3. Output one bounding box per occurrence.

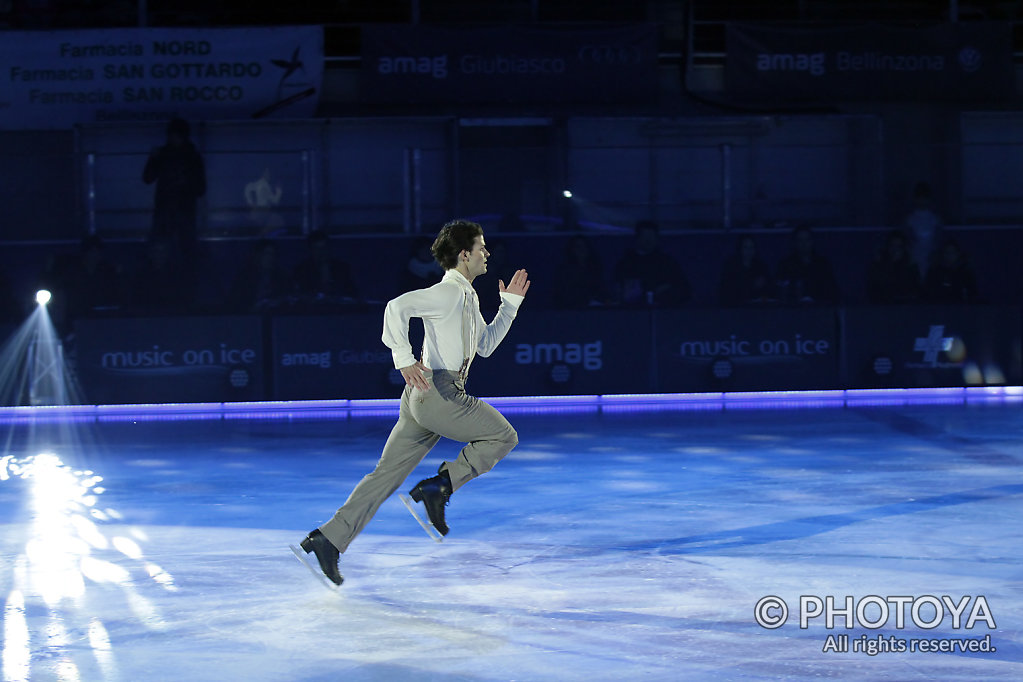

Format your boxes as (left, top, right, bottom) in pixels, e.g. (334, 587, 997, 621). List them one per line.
(382, 269, 524, 373)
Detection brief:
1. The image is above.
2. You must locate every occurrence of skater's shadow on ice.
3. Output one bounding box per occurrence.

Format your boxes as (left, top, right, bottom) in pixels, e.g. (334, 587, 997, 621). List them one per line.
(620, 483, 1023, 555)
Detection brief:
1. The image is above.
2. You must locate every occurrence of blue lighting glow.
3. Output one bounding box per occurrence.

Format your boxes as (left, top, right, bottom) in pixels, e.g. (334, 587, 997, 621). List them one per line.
(0, 386, 1020, 422)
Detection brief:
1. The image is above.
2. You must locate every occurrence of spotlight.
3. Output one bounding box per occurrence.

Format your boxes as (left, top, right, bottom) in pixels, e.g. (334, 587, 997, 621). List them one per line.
(562, 190, 573, 198)
(35, 290, 51, 306)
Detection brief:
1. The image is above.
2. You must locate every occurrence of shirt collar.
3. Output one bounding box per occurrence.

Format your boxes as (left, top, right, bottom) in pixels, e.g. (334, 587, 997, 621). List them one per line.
(443, 268, 475, 293)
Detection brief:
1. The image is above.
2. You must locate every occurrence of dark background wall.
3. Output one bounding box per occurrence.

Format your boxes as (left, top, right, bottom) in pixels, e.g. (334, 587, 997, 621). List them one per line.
(2, 1, 1023, 403)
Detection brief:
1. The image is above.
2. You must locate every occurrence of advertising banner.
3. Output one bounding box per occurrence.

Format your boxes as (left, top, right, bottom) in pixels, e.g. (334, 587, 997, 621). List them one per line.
(273, 310, 652, 399)
(656, 308, 840, 392)
(725, 22, 1013, 101)
(843, 305, 1022, 388)
(73, 316, 264, 404)
(361, 24, 658, 103)
(272, 313, 403, 400)
(468, 310, 652, 397)
(0, 26, 323, 129)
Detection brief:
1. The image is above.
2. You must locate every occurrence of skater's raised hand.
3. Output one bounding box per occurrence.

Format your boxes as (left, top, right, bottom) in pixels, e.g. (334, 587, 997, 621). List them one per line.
(400, 360, 432, 392)
(499, 269, 531, 297)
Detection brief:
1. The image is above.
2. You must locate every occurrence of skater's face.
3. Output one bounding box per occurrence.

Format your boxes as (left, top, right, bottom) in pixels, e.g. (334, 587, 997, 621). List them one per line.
(459, 236, 489, 281)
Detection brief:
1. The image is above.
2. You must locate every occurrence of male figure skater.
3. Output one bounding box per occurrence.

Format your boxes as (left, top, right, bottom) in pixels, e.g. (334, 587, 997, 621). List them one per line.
(296, 219, 530, 586)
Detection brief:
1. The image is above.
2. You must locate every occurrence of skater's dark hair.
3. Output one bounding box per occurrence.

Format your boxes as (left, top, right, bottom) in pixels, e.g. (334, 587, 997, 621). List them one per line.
(431, 219, 484, 270)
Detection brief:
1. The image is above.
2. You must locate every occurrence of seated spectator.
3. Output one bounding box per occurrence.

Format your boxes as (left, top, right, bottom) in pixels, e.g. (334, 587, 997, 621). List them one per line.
(866, 230, 921, 304)
(130, 235, 196, 315)
(905, 181, 943, 279)
(774, 226, 840, 305)
(398, 236, 444, 293)
(718, 235, 772, 306)
(38, 236, 123, 333)
(227, 239, 291, 313)
(553, 235, 606, 309)
(923, 239, 979, 303)
(291, 229, 358, 304)
(57, 235, 124, 319)
(613, 220, 690, 307)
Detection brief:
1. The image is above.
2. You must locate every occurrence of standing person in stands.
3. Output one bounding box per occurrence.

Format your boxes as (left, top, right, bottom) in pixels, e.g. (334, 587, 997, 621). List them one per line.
(295, 219, 530, 586)
(142, 117, 206, 257)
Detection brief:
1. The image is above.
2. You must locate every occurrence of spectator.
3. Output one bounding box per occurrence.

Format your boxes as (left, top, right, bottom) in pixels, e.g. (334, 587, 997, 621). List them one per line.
(905, 181, 943, 279)
(399, 236, 444, 293)
(142, 117, 206, 256)
(54, 235, 124, 320)
(553, 235, 606, 309)
(924, 239, 979, 303)
(718, 235, 772, 306)
(866, 230, 921, 304)
(775, 226, 840, 305)
(129, 235, 196, 314)
(227, 239, 291, 312)
(291, 229, 358, 304)
(36, 236, 122, 331)
(613, 220, 690, 307)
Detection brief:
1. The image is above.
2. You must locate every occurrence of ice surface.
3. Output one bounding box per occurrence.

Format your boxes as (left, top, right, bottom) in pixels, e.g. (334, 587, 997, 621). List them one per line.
(1, 402, 1022, 680)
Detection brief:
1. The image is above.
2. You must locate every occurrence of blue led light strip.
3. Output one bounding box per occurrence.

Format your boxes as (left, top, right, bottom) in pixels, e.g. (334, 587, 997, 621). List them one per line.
(0, 387, 1019, 423)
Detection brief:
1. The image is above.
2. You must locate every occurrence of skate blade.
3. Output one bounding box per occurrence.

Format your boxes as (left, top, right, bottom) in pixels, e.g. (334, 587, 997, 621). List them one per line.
(399, 493, 444, 543)
(289, 544, 343, 592)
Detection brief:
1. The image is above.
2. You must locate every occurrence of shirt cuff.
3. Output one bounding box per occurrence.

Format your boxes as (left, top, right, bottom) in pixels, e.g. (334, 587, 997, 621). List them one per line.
(391, 349, 417, 370)
(499, 292, 524, 308)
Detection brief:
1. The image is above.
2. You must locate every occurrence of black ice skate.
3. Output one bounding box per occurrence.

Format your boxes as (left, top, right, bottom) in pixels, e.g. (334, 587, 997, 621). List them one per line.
(289, 529, 343, 589)
(402, 471, 452, 540)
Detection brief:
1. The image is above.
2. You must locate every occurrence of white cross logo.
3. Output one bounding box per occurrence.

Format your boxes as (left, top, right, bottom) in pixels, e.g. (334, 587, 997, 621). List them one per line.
(913, 325, 953, 366)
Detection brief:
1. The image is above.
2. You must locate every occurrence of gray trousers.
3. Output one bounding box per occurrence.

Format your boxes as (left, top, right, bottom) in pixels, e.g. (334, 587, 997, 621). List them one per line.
(319, 370, 518, 553)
